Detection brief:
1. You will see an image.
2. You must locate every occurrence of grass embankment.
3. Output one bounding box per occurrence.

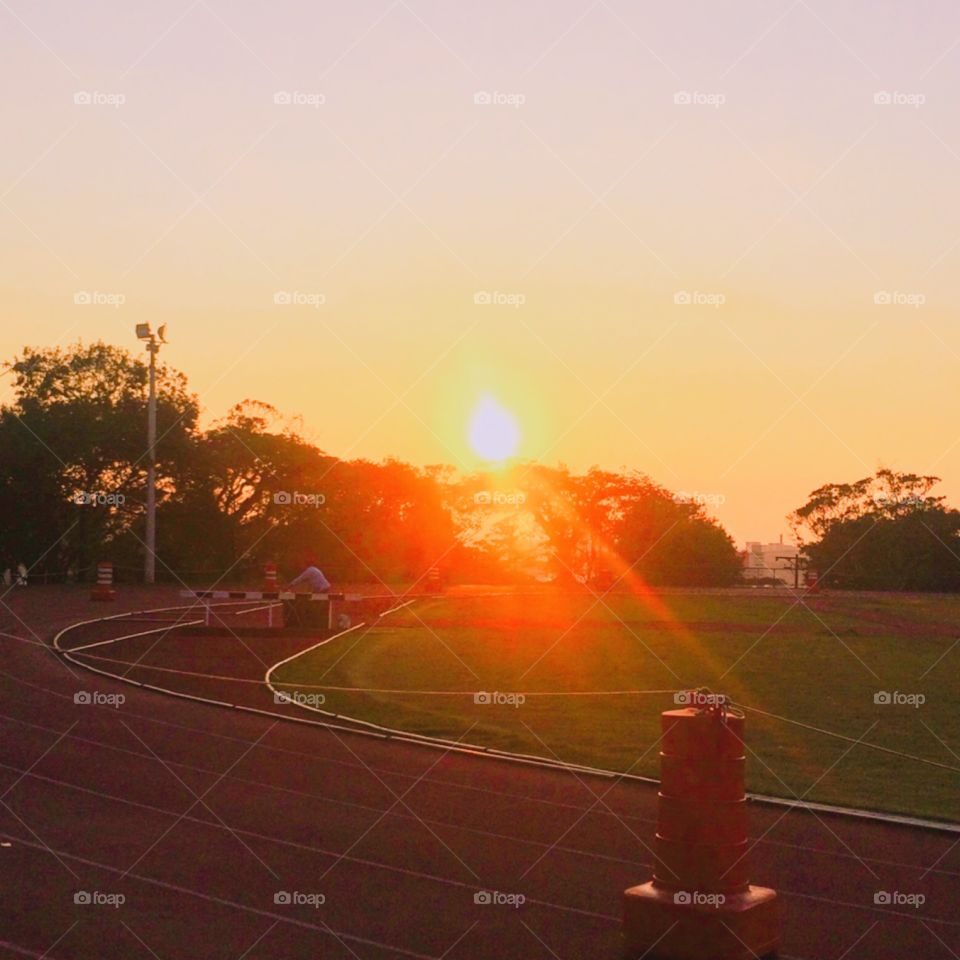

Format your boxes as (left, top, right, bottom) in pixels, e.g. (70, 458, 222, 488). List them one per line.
(273, 589, 960, 821)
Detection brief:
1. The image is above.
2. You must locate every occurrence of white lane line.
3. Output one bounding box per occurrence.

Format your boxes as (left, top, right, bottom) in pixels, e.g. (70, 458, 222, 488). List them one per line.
(53, 603, 960, 836)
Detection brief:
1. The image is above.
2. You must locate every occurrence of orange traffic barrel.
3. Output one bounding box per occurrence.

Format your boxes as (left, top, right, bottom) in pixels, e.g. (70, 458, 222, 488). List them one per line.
(623, 696, 781, 959)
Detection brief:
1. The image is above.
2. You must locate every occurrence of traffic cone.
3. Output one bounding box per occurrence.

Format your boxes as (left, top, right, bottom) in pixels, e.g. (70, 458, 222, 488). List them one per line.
(90, 561, 116, 601)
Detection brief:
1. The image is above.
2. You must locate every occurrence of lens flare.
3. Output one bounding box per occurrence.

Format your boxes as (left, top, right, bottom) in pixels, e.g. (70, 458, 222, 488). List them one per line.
(468, 394, 520, 462)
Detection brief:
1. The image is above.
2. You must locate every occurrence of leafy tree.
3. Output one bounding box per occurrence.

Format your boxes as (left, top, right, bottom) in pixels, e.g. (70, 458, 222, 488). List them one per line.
(789, 470, 960, 590)
(0, 342, 198, 579)
(789, 469, 943, 543)
(457, 464, 742, 587)
(0, 343, 745, 590)
(616, 492, 743, 587)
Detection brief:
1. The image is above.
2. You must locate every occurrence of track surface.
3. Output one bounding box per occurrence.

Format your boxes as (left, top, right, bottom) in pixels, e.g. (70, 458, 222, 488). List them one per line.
(1, 586, 958, 959)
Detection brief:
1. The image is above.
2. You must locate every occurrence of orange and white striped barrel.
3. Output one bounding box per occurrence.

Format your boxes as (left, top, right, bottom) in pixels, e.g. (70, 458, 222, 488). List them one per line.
(90, 561, 115, 601)
(263, 561, 279, 593)
(623, 699, 780, 959)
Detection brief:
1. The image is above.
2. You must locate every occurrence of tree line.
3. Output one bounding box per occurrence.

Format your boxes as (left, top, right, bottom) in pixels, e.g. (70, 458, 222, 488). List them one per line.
(789, 469, 960, 591)
(1, 342, 956, 591)
(0, 342, 743, 587)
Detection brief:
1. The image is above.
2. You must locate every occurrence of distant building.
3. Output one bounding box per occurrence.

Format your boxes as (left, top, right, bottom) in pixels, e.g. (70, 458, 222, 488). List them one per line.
(742, 536, 799, 585)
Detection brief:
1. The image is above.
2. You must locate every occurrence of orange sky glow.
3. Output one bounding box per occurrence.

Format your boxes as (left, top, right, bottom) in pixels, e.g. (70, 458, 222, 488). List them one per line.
(2, 1, 960, 544)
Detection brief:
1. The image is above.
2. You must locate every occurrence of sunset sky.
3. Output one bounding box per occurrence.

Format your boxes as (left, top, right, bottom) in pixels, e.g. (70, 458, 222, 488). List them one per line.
(2, 0, 959, 544)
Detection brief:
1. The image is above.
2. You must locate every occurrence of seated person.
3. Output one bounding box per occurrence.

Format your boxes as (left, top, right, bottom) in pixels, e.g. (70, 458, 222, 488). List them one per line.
(287, 562, 331, 594)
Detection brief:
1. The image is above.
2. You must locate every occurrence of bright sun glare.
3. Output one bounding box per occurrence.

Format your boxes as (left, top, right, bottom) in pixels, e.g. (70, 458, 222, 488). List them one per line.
(468, 394, 521, 462)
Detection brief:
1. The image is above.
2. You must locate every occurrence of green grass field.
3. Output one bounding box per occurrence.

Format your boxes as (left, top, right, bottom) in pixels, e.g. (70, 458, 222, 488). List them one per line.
(273, 589, 960, 822)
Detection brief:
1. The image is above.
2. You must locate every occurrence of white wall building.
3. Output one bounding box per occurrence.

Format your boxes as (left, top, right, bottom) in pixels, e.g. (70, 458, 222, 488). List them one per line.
(742, 537, 799, 585)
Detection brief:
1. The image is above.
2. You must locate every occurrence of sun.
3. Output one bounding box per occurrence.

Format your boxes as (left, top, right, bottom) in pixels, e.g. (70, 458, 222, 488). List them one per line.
(468, 394, 521, 462)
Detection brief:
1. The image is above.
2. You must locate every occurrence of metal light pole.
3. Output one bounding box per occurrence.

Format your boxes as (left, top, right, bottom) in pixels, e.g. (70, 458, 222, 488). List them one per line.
(135, 324, 167, 584)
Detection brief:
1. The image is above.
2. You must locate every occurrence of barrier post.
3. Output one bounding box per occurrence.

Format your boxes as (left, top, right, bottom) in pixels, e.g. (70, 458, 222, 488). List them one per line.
(622, 694, 780, 959)
(90, 562, 116, 601)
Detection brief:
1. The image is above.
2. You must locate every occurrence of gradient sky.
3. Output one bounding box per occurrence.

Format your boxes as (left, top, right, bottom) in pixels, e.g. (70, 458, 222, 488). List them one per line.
(2, 0, 959, 545)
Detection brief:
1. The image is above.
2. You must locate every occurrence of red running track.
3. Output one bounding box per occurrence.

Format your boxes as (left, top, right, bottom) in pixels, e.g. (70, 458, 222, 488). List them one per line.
(0, 586, 957, 959)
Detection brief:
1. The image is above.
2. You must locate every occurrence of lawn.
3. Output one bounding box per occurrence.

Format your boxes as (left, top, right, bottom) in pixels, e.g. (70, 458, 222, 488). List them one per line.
(273, 588, 960, 822)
